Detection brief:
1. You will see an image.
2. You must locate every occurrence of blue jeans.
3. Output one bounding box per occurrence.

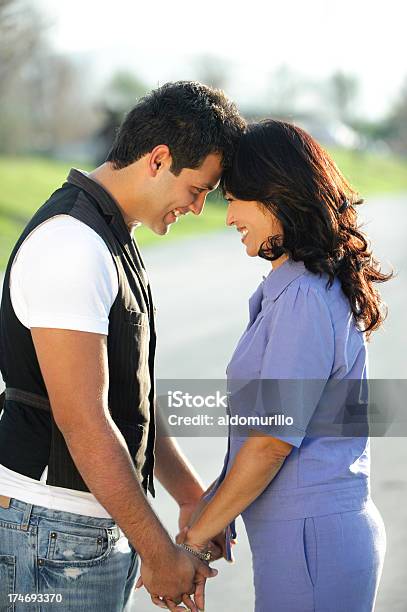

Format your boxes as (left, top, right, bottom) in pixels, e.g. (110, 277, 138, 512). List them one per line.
(0, 496, 139, 611)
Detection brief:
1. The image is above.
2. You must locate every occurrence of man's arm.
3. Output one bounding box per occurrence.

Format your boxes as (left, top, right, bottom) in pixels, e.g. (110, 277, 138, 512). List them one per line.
(31, 327, 216, 607)
(155, 405, 207, 528)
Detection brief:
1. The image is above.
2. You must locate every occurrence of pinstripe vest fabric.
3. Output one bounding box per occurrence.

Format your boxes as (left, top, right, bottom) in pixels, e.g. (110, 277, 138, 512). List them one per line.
(0, 169, 156, 496)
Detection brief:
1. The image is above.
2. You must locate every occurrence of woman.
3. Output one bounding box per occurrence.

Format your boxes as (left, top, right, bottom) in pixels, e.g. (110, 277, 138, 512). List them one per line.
(179, 120, 390, 611)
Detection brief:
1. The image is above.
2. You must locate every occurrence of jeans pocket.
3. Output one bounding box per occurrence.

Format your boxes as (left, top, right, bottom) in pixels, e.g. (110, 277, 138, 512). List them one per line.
(0, 505, 21, 531)
(125, 544, 138, 582)
(39, 525, 114, 569)
(0, 554, 16, 611)
(301, 517, 317, 588)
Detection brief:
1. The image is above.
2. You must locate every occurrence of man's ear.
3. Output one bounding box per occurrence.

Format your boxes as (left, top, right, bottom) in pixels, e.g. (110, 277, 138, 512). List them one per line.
(148, 145, 172, 176)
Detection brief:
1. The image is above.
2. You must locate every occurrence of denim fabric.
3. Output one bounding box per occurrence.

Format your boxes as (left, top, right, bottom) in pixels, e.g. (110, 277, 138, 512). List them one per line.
(0, 497, 138, 611)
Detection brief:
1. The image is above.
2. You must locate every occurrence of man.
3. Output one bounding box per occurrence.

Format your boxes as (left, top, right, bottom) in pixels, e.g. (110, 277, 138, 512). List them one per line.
(0, 81, 245, 611)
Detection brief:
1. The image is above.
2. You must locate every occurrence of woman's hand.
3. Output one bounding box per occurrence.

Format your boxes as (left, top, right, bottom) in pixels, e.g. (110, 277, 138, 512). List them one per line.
(176, 525, 234, 563)
(176, 525, 210, 552)
(210, 530, 237, 564)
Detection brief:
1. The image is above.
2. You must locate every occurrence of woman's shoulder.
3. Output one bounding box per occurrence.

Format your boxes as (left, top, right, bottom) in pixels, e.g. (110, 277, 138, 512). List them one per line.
(292, 267, 348, 309)
(285, 268, 364, 342)
(274, 267, 338, 303)
(263, 259, 354, 326)
(269, 267, 353, 333)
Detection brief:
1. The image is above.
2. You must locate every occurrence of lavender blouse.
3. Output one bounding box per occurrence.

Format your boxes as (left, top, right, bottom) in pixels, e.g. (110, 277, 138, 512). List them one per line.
(208, 258, 371, 523)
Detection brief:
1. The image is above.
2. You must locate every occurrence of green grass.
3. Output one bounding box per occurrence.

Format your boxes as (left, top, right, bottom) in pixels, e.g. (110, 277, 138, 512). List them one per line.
(1, 149, 407, 270)
(329, 148, 407, 196)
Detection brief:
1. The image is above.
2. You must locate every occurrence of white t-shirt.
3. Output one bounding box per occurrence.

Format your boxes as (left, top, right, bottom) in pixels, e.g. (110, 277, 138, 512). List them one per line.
(0, 214, 119, 518)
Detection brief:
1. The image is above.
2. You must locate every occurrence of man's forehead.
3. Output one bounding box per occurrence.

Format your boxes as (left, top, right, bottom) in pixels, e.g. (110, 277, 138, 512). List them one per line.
(197, 177, 221, 191)
(198, 173, 221, 190)
(194, 153, 223, 186)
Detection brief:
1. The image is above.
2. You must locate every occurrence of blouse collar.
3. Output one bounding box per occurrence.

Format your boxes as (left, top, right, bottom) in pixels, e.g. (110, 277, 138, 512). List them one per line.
(262, 259, 307, 301)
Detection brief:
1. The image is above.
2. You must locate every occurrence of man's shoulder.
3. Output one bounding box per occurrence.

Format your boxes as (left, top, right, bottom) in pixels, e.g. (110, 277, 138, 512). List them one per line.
(18, 181, 83, 243)
(18, 215, 105, 255)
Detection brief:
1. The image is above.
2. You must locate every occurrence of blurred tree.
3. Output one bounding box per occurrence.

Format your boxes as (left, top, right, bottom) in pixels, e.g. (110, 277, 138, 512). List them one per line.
(104, 71, 148, 116)
(389, 77, 407, 155)
(193, 54, 230, 90)
(349, 77, 407, 155)
(383, 76, 407, 155)
(26, 52, 99, 153)
(93, 70, 149, 164)
(267, 65, 303, 116)
(0, 0, 46, 98)
(0, 0, 99, 156)
(0, 0, 47, 152)
(328, 71, 359, 123)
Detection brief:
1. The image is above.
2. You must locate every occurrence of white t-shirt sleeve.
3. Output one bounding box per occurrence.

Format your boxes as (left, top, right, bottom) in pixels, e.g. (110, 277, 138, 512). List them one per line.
(10, 216, 119, 334)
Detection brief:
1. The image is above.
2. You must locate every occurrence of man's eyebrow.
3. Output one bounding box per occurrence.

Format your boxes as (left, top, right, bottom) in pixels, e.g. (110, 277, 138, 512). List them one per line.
(200, 184, 215, 191)
(203, 180, 221, 190)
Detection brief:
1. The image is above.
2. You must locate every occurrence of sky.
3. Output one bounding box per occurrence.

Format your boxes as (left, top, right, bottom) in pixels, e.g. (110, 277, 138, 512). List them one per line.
(38, 0, 407, 120)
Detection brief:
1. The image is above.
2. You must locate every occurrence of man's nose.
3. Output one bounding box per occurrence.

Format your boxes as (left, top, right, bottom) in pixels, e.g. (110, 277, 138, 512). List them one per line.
(188, 193, 207, 216)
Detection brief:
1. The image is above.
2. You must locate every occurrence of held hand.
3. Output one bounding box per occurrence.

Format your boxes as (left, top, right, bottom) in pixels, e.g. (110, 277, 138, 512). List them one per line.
(136, 577, 204, 612)
(163, 558, 212, 612)
(211, 529, 237, 564)
(136, 543, 217, 611)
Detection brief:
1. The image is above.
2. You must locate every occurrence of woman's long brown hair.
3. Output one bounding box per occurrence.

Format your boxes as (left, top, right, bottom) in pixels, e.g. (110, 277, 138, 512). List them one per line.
(222, 119, 393, 338)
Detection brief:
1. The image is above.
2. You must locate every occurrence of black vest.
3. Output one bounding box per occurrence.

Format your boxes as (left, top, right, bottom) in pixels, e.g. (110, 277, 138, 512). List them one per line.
(0, 169, 156, 496)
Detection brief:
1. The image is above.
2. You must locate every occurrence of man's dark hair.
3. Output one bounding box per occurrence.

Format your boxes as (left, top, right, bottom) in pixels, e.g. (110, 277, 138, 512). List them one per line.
(106, 80, 246, 175)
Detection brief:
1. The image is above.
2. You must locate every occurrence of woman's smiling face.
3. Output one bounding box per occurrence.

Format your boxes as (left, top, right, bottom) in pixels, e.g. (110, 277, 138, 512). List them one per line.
(225, 194, 284, 258)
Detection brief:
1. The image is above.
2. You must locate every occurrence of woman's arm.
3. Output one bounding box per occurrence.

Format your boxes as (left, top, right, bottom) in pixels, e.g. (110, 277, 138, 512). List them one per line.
(185, 432, 293, 548)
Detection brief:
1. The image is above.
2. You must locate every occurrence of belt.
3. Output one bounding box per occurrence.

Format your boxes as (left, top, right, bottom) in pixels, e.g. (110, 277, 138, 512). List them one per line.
(3, 388, 51, 411)
(0, 496, 122, 540)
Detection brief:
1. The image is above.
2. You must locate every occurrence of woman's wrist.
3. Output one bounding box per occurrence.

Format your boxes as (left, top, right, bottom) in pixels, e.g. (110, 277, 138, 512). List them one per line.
(184, 525, 209, 550)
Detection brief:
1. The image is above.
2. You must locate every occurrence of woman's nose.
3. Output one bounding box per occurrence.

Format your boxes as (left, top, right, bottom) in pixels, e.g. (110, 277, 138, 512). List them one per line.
(226, 205, 235, 227)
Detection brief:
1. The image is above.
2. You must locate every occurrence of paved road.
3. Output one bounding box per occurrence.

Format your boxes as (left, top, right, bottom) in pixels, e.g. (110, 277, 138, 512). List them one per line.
(1, 194, 406, 610)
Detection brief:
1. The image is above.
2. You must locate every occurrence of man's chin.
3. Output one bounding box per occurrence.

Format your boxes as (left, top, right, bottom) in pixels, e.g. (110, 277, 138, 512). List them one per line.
(152, 223, 171, 236)
(147, 216, 177, 236)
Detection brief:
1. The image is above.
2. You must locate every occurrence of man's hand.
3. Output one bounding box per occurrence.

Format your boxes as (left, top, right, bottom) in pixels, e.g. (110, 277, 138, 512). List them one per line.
(178, 500, 202, 532)
(178, 491, 210, 533)
(138, 544, 217, 611)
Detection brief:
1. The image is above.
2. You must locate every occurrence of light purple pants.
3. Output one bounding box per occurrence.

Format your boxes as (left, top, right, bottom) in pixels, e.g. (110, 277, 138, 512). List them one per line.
(243, 500, 386, 612)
